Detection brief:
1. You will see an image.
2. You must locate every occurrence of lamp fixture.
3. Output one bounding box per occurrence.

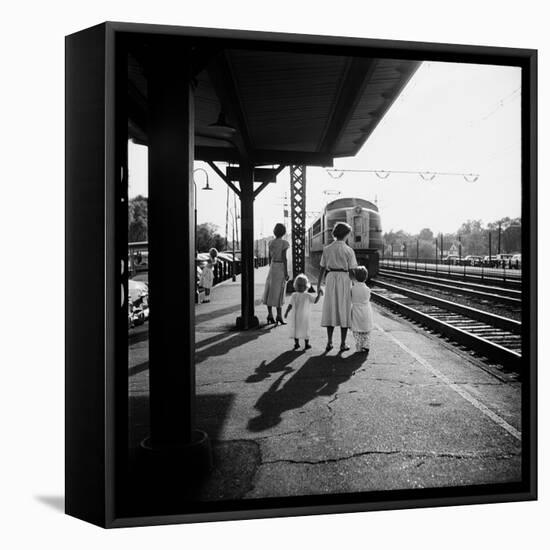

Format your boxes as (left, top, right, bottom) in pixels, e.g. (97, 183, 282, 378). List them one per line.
(208, 111, 236, 134)
(195, 111, 237, 142)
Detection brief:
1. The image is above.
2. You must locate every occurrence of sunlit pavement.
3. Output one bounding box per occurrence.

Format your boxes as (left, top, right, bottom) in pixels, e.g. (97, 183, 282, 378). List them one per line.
(128, 266, 521, 500)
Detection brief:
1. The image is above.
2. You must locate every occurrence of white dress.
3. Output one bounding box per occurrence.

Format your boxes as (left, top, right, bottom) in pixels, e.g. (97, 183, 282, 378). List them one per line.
(351, 283, 373, 332)
(320, 240, 358, 328)
(288, 292, 316, 339)
(199, 266, 214, 289)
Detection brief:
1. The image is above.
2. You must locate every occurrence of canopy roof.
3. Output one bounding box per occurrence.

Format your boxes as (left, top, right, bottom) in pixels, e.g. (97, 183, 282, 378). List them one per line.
(128, 46, 420, 167)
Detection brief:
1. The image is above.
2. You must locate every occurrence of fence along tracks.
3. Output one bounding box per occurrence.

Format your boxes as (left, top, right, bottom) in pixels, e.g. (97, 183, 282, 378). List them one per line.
(371, 280, 522, 370)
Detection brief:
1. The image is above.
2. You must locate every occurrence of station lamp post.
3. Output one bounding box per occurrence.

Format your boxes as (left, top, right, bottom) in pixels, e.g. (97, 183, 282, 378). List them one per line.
(193, 168, 213, 254)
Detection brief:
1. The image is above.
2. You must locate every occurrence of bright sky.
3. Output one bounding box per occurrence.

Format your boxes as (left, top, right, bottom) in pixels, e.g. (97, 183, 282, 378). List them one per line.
(128, 60, 521, 238)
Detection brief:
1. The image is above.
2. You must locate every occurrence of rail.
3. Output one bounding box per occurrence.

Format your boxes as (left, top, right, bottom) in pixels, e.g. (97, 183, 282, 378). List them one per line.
(377, 270, 522, 307)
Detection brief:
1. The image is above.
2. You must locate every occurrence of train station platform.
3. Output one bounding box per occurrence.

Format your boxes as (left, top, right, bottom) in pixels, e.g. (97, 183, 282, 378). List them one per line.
(128, 266, 521, 500)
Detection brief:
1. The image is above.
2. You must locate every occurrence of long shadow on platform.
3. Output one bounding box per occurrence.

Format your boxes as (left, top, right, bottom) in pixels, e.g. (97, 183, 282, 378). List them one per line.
(195, 326, 269, 363)
(247, 352, 366, 432)
(195, 298, 263, 324)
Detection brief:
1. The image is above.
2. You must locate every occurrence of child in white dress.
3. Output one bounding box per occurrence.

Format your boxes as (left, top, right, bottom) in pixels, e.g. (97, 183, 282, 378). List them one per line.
(284, 274, 320, 350)
(351, 266, 373, 353)
(199, 259, 214, 302)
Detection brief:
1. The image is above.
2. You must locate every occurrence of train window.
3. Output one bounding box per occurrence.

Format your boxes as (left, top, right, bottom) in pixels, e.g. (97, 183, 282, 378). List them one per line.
(353, 216, 362, 234)
(312, 219, 321, 235)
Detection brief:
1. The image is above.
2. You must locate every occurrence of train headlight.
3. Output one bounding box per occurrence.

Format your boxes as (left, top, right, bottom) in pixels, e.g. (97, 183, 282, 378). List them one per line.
(354, 206, 362, 214)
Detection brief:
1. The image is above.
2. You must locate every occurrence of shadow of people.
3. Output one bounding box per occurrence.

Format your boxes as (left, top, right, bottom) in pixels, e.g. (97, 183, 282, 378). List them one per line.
(195, 327, 266, 364)
(247, 352, 366, 432)
(246, 350, 303, 383)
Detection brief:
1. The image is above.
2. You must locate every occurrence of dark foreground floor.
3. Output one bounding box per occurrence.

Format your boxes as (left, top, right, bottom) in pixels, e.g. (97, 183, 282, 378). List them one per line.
(127, 267, 521, 506)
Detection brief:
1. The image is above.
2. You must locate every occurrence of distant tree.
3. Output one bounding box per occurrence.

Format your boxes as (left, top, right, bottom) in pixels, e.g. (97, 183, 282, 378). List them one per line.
(502, 218, 521, 253)
(457, 219, 486, 255)
(128, 195, 148, 242)
(418, 227, 434, 241)
(196, 222, 226, 253)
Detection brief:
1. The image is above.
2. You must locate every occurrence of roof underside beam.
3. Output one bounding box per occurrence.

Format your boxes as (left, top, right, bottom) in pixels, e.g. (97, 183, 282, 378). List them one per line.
(207, 52, 253, 162)
(318, 57, 376, 153)
(195, 146, 334, 167)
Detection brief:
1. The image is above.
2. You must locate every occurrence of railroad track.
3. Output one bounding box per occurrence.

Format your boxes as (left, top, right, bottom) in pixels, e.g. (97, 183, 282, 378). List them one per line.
(371, 280, 522, 370)
(377, 269, 522, 308)
(379, 264, 522, 290)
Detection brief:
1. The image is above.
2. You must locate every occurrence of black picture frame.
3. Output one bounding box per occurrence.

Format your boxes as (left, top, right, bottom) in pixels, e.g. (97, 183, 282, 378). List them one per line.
(65, 21, 537, 528)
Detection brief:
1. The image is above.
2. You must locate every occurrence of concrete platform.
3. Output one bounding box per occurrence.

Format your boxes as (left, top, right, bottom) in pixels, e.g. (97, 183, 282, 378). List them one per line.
(128, 266, 521, 500)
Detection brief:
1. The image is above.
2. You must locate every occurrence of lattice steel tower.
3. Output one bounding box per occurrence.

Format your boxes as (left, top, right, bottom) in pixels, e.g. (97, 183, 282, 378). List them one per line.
(290, 165, 306, 279)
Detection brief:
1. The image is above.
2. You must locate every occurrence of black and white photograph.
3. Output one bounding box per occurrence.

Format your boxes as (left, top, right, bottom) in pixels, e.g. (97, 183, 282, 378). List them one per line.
(114, 26, 535, 521)
(5, 0, 548, 547)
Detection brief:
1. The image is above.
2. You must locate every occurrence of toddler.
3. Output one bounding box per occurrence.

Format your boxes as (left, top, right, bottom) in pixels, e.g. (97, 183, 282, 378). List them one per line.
(351, 266, 373, 353)
(284, 274, 320, 350)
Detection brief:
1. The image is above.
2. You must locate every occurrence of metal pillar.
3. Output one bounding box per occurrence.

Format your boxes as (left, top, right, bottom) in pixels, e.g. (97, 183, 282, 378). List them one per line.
(290, 166, 306, 281)
(145, 41, 211, 466)
(236, 162, 259, 330)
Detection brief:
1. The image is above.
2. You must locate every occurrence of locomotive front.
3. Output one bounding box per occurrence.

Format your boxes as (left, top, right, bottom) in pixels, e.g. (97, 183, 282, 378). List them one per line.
(307, 197, 383, 279)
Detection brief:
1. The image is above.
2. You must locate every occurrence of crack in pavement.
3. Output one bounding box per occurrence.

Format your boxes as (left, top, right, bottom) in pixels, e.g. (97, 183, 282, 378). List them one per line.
(197, 380, 244, 388)
(326, 393, 339, 413)
(261, 449, 521, 467)
(252, 417, 326, 441)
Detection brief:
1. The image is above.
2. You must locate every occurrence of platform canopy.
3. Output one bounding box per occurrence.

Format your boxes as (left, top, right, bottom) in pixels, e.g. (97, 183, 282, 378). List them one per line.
(128, 47, 420, 166)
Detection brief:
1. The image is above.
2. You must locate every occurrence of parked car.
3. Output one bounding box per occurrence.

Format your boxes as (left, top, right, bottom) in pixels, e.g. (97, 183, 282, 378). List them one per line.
(128, 279, 149, 324)
(464, 255, 483, 266)
(444, 254, 460, 265)
(482, 255, 497, 267)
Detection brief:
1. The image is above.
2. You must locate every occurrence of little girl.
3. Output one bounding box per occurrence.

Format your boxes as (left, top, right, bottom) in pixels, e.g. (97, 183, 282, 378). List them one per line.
(199, 259, 214, 303)
(351, 266, 373, 353)
(284, 274, 321, 350)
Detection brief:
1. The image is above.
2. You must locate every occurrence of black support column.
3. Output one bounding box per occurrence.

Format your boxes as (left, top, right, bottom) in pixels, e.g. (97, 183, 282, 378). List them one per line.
(236, 162, 259, 330)
(145, 40, 211, 468)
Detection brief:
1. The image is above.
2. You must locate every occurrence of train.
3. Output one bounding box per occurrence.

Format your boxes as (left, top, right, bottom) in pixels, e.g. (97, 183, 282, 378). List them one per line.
(306, 197, 383, 279)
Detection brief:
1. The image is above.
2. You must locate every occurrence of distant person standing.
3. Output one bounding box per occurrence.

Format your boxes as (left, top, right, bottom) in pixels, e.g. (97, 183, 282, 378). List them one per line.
(316, 222, 358, 352)
(350, 266, 373, 354)
(262, 223, 289, 325)
(199, 259, 214, 303)
(209, 247, 218, 265)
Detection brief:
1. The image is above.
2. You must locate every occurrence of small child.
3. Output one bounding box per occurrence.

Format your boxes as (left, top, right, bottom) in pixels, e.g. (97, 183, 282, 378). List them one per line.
(284, 274, 321, 350)
(199, 259, 214, 303)
(351, 266, 373, 354)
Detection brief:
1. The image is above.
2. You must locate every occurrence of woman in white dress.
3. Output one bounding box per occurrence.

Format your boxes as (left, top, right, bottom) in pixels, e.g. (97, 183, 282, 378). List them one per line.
(262, 223, 290, 325)
(316, 222, 358, 352)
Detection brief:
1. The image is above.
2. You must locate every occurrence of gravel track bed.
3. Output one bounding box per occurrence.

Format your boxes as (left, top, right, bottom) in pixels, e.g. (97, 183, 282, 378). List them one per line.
(374, 278, 522, 323)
